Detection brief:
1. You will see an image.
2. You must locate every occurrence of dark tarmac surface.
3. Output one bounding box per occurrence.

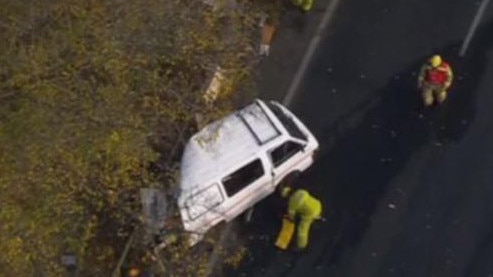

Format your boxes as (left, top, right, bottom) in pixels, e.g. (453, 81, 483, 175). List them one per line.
(232, 0, 493, 276)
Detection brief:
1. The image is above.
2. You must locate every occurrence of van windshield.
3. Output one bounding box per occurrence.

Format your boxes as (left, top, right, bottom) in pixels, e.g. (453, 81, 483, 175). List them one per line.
(266, 102, 308, 142)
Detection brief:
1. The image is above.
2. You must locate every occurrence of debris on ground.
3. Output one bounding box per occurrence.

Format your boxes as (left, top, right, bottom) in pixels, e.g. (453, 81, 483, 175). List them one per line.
(259, 18, 277, 57)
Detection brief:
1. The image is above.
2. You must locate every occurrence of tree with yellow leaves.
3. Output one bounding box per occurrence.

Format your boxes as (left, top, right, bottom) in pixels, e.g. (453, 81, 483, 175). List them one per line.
(0, 0, 271, 275)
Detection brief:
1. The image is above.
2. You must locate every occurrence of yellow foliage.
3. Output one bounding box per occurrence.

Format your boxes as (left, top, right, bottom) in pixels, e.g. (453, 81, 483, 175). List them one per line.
(224, 245, 248, 268)
(0, 0, 263, 275)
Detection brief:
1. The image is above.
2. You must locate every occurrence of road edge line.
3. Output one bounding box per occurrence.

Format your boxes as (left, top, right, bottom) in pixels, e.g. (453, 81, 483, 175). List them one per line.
(459, 0, 490, 57)
(282, 0, 341, 107)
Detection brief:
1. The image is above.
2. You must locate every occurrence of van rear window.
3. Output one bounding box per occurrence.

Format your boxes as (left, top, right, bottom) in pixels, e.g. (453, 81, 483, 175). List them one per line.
(222, 159, 264, 197)
(266, 103, 307, 141)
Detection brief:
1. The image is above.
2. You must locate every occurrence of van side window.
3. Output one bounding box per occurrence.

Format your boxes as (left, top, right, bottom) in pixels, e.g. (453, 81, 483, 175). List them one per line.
(222, 159, 264, 197)
(270, 141, 303, 167)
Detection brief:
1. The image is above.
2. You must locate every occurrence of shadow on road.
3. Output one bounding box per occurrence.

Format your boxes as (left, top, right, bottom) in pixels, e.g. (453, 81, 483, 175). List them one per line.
(225, 20, 492, 277)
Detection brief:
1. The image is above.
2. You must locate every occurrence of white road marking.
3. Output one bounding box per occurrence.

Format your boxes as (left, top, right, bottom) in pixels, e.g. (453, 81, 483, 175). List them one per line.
(282, 0, 341, 107)
(459, 0, 491, 57)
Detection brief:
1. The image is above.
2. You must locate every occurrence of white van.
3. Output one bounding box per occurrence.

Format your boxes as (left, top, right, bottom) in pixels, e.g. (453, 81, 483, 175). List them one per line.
(177, 99, 319, 245)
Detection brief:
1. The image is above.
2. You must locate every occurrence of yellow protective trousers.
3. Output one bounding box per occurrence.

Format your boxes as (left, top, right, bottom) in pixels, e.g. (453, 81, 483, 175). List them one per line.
(422, 83, 447, 106)
(288, 190, 322, 248)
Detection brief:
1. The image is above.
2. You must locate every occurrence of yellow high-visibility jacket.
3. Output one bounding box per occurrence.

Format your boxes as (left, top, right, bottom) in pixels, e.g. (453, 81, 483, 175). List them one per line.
(287, 189, 322, 220)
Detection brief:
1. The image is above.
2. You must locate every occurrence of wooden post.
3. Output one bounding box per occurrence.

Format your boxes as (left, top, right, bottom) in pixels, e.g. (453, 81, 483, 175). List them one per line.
(111, 230, 137, 277)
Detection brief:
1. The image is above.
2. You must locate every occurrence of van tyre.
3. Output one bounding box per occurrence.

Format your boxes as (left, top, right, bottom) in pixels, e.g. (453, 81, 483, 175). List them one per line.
(277, 171, 301, 192)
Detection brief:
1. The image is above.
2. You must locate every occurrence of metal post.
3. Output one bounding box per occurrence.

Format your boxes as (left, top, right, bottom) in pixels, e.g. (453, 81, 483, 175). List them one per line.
(244, 207, 254, 222)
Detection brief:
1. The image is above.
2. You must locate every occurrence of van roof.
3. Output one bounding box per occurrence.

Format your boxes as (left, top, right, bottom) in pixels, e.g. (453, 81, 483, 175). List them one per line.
(179, 100, 284, 193)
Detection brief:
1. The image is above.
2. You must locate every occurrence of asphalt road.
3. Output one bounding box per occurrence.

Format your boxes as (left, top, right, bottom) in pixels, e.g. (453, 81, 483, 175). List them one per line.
(232, 0, 493, 276)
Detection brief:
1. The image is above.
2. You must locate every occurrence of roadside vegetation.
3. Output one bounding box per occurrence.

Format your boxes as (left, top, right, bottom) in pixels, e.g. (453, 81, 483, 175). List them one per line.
(0, 0, 283, 275)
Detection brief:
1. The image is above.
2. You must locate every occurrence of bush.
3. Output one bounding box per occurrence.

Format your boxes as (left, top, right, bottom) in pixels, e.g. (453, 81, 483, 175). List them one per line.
(0, 0, 262, 275)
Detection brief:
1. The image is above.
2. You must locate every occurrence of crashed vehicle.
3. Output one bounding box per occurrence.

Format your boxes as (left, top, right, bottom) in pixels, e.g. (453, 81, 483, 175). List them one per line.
(178, 99, 319, 245)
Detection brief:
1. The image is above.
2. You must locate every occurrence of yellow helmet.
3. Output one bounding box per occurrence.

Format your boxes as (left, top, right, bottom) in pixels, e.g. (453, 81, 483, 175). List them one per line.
(281, 186, 292, 198)
(430, 55, 442, 68)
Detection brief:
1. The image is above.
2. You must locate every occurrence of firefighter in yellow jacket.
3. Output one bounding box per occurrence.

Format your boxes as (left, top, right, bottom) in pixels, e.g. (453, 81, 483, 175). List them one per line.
(281, 186, 322, 249)
(292, 0, 314, 12)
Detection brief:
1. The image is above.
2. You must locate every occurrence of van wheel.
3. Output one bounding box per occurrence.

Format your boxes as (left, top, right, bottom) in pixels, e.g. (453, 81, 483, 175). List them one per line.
(277, 171, 301, 193)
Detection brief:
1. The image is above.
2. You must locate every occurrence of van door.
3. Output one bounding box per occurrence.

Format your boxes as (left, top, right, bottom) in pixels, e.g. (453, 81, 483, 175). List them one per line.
(268, 140, 305, 186)
(220, 158, 271, 221)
